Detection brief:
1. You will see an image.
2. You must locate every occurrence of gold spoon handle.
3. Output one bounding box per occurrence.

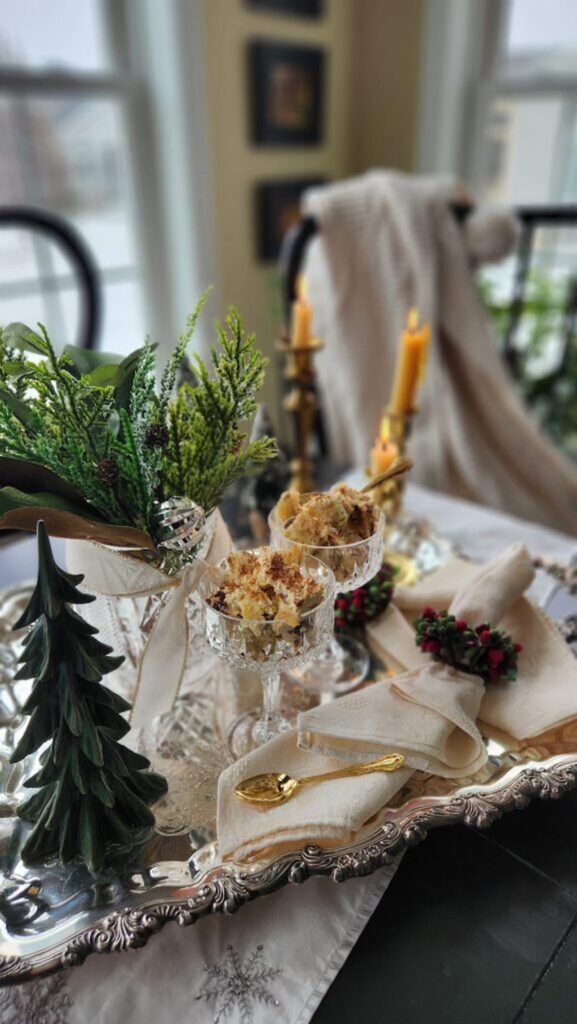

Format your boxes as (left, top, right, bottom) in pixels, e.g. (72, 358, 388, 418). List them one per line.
(361, 456, 414, 494)
(297, 753, 405, 788)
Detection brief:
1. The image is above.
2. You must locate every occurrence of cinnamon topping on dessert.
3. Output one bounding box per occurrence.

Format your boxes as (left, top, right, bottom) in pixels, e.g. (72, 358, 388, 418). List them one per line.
(277, 483, 379, 547)
(206, 548, 323, 628)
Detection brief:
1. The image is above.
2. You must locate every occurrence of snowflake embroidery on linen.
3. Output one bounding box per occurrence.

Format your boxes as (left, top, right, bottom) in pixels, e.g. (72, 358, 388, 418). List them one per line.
(195, 943, 283, 1023)
(0, 971, 72, 1024)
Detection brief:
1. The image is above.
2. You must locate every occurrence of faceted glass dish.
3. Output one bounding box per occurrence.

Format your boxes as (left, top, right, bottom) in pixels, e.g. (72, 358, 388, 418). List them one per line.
(269, 504, 386, 693)
(198, 551, 335, 749)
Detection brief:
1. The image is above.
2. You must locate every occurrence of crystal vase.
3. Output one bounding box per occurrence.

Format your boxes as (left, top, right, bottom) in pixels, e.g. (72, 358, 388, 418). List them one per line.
(74, 508, 219, 706)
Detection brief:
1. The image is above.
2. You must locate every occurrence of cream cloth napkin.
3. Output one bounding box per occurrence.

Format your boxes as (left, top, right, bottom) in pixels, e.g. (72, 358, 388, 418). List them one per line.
(217, 729, 413, 861)
(218, 658, 485, 860)
(367, 542, 577, 742)
(298, 663, 486, 776)
(218, 612, 492, 860)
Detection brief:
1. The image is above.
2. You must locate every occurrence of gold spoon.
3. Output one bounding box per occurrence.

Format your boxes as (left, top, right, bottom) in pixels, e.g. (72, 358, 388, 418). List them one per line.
(361, 455, 414, 494)
(235, 753, 405, 807)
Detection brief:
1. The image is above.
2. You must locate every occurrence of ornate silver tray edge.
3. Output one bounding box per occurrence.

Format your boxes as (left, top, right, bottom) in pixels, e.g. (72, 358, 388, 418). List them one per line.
(3, 752, 576, 985)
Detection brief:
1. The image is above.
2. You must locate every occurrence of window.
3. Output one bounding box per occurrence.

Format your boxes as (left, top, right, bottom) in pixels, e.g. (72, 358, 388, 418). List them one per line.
(477, 0, 577, 309)
(0, 0, 145, 353)
(480, 0, 577, 207)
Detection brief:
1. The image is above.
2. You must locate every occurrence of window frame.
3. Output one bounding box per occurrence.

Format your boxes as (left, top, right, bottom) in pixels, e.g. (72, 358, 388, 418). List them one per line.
(0, 0, 216, 358)
(416, 0, 577, 203)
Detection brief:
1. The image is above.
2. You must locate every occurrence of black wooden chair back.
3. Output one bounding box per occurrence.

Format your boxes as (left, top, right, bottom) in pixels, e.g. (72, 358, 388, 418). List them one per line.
(0, 206, 101, 350)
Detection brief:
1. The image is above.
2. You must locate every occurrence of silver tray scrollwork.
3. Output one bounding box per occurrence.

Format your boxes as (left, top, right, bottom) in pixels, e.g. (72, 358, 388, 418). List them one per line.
(0, 573, 576, 986)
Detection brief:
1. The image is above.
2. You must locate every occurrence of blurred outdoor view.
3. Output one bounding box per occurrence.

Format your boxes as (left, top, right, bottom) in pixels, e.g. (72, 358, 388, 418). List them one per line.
(0, 0, 144, 353)
(0, 0, 576, 454)
(479, 0, 577, 456)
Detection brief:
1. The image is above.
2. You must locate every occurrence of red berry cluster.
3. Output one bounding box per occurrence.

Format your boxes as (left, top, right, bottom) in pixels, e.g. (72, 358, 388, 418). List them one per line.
(414, 607, 522, 684)
(335, 562, 396, 632)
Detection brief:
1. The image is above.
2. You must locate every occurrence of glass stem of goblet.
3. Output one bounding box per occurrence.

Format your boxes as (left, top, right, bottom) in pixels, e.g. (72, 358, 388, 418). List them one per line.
(257, 671, 285, 743)
(316, 635, 346, 671)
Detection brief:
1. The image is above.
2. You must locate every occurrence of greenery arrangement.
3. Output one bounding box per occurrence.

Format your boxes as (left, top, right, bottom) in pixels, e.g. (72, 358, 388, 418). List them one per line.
(0, 292, 276, 546)
(11, 522, 167, 870)
(480, 268, 577, 459)
(414, 607, 521, 685)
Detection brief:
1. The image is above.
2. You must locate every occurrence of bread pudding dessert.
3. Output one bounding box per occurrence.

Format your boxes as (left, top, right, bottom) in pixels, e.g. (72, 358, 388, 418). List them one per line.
(277, 483, 379, 547)
(206, 548, 324, 629)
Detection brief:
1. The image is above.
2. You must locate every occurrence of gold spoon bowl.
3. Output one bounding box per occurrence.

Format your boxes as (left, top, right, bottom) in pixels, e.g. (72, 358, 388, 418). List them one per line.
(235, 753, 405, 807)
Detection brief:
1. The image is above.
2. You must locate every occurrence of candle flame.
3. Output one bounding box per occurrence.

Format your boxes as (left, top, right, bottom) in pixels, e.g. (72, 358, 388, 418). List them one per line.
(296, 274, 308, 301)
(379, 414, 391, 443)
(407, 307, 419, 331)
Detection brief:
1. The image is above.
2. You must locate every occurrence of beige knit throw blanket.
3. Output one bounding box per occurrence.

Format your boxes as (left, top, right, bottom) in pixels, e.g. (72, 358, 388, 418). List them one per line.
(303, 171, 577, 534)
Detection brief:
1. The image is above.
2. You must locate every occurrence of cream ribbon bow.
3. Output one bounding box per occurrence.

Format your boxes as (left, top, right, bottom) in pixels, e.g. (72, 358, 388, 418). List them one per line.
(66, 510, 233, 726)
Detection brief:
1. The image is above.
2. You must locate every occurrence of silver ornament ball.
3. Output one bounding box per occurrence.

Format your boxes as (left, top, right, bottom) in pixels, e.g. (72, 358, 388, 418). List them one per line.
(152, 497, 206, 555)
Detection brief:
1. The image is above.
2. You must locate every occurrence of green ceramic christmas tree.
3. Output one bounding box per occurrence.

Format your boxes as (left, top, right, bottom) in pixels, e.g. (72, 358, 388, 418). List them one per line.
(10, 521, 168, 871)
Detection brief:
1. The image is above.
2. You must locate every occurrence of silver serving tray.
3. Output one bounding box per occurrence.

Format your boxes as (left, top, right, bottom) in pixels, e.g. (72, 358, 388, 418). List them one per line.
(0, 577, 576, 985)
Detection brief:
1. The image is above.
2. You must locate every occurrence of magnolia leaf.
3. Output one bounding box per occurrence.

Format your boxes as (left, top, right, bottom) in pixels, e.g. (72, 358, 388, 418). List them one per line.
(63, 345, 123, 376)
(0, 459, 90, 507)
(83, 364, 121, 388)
(0, 486, 95, 520)
(0, 501, 156, 551)
(3, 323, 47, 355)
(114, 345, 157, 411)
(0, 388, 37, 428)
(2, 360, 29, 378)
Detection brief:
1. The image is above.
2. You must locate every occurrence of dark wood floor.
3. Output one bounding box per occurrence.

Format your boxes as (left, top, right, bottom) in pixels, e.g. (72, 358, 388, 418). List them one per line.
(312, 787, 577, 1023)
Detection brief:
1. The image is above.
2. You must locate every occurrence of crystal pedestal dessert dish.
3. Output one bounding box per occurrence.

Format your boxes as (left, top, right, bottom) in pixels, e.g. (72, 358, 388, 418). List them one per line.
(269, 484, 385, 693)
(199, 548, 335, 754)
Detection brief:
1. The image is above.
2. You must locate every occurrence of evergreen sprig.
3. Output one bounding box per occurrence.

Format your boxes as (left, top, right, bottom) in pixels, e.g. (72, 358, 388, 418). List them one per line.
(0, 295, 276, 539)
(163, 308, 277, 512)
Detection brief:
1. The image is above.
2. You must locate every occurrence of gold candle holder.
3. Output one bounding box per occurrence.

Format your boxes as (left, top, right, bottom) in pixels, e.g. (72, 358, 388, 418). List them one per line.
(366, 408, 418, 586)
(366, 408, 414, 520)
(277, 334, 324, 494)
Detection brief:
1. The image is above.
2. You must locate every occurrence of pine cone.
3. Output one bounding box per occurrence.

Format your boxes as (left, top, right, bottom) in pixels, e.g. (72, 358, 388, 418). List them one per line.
(97, 455, 119, 486)
(335, 562, 396, 631)
(145, 422, 169, 449)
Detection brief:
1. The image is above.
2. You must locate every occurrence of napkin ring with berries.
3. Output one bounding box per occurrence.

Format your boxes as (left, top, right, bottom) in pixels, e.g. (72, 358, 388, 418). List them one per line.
(414, 608, 522, 684)
(335, 562, 396, 632)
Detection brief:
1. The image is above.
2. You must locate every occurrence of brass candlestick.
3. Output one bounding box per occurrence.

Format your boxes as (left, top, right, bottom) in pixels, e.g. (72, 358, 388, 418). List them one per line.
(278, 334, 324, 493)
(366, 408, 418, 586)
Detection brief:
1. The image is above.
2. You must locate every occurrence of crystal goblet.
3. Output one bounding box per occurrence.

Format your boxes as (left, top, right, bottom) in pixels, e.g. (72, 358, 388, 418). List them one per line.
(269, 505, 386, 694)
(198, 550, 335, 753)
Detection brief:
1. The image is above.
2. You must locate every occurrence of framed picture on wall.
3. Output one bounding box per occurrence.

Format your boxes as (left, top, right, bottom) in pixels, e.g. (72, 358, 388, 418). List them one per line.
(246, 0, 323, 17)
(256, 177, 326, 261)
(248, 40, 325, 145)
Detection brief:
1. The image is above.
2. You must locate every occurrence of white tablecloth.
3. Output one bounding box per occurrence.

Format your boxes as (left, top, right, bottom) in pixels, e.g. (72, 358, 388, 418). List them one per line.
(1, 486, 575, 1024)
(405, 482, 576, 564)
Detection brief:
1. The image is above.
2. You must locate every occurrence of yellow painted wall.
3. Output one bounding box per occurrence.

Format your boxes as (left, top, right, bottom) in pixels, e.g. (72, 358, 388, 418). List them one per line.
(349, 0, 424, 174)
(201, 0, 423, 418)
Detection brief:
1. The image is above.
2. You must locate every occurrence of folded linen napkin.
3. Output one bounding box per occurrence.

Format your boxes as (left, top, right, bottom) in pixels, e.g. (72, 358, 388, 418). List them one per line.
(298, 663, 486, 776)
(217, 729, 413, 861)
(367, 543, 577, 741)
(218, 656, 487, 860)
(218, 625, 490, 860)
